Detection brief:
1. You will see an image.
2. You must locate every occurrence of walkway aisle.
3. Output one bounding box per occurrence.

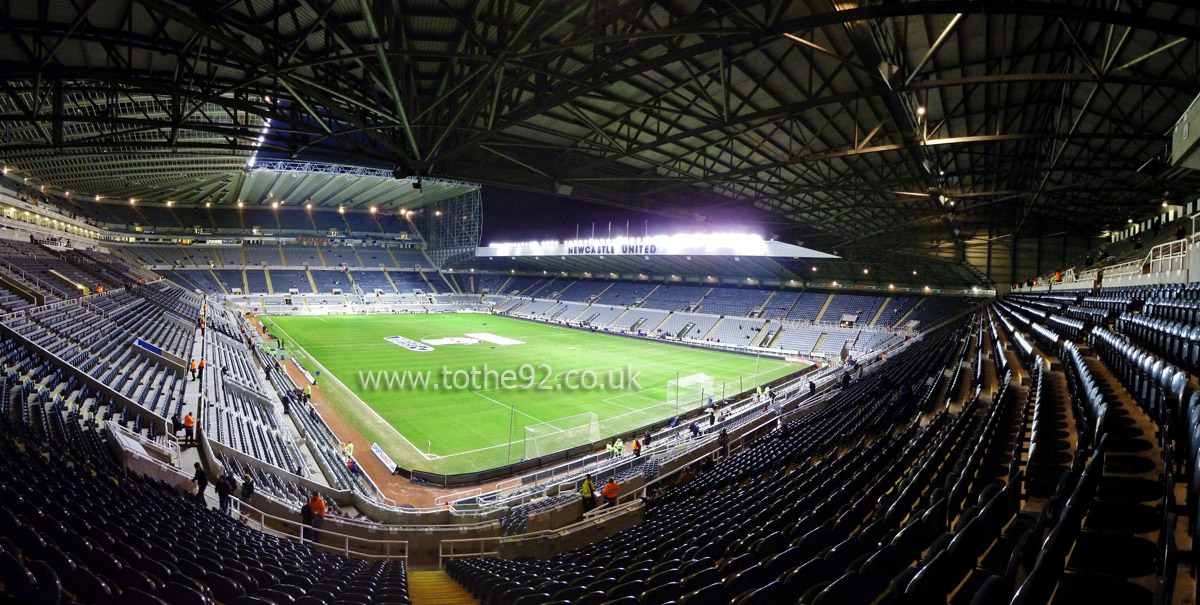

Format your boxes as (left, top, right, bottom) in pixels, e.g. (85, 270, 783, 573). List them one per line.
(408, 571, 479, 605)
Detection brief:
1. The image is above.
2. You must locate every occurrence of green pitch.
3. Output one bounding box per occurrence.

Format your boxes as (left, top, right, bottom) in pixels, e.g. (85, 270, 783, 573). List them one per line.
(265, 313, 803, 475)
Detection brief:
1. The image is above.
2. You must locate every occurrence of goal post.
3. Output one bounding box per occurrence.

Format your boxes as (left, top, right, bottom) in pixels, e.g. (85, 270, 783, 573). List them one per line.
(523, 412, 601, 460)
(668, 373, 715, 413)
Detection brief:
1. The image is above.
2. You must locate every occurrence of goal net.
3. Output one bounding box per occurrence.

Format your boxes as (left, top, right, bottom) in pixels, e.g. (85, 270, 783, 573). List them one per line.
(523, 412, 601, 460)
(667, 373, 715, 412)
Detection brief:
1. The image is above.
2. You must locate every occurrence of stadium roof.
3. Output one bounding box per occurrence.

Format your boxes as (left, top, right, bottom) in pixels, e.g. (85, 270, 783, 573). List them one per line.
(222, 161, 477, 211)
(3, 0, 1200, 260)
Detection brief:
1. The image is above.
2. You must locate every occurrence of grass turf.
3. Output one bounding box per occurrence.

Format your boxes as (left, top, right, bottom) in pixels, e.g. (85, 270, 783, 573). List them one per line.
(265, 313, 803, 475)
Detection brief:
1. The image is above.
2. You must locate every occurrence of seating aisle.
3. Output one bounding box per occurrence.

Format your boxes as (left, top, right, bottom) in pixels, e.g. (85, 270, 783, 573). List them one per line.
(408, 571, 478, 605)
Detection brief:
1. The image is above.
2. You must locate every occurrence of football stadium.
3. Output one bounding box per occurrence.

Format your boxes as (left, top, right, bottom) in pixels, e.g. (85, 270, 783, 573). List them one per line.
(2, 3, 1200, 605)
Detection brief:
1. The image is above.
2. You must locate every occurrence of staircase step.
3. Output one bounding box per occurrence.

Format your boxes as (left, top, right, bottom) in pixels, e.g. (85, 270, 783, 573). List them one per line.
(408, 571, 479, 605)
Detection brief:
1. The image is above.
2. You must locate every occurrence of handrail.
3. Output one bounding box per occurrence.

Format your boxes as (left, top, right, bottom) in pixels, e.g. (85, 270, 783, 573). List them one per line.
(438, 500, 643, 567)
(229, 498, 409, 560)
(107, 419, 180, 467)
(436, 487, 482, 506)
(438, 536, 501, 564)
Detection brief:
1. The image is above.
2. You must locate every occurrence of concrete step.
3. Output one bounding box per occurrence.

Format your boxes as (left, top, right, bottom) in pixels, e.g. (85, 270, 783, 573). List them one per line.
(408, 571, 478, 605)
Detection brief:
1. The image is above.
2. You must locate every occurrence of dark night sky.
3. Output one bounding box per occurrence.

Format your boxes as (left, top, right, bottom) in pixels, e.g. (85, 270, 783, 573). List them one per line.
(479, 185, 792, 244)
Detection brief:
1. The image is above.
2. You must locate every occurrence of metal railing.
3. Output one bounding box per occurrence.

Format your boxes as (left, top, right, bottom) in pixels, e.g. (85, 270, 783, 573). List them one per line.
(439, 535, 501, 565)
(230, 498, 409, 560)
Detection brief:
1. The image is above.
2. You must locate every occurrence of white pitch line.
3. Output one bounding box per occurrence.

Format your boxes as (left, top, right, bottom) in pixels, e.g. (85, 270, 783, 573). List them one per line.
(266, 319, 435, 461)
(473, 391, 544, 424)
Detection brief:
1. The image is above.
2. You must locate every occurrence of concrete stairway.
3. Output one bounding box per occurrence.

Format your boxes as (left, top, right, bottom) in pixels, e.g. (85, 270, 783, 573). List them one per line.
(408, 571, 478, 605)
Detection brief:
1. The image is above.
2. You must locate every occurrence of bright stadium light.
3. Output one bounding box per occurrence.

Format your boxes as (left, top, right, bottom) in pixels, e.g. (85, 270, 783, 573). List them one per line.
(338, 206, 345, 214)
(306, 203, 313, 210)
(435, 210, 442, 217)
(166, 201, 174, 206)
(129, 198, 136, 205)
(237, 201, 244, 208)
(862, 268, 869, 274)
(271, 201, 279, 209)
(369, 206, 377, 214)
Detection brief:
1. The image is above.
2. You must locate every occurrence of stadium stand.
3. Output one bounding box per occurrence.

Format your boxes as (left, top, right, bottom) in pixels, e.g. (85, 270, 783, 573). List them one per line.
(594, 282, 656, 306)
(320, 245, 360, 267)
(445, 317, 990, 604)
(555, 280, 611, 302)
(351, 270, 397, 293)
(244, 244, 282, 266)
(785, 292, 830, 322)
(282, 246, 321, 266)
(242, 270, 267, 293)
(389, 272, 428, 293)
(270, 270, 314, 294)
(390, 249, 432, 270)
(706, 319, 769, 345)
(311, 270, 352, 294)
(875, 295, 920, 327)
(640, 284, 709, 311)
(653, 312, 721, 340)
(762, 290, 800, 319)
(357, 246, 400, 268)
(700, 287, 771, 317)
(820, 293, 886, 325)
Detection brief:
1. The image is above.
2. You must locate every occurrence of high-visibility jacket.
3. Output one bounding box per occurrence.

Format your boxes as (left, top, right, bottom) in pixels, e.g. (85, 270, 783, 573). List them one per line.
(580, 479, 594, 498)
(189, 361, 196, 371)
(199, 359, 206, 369)
(601, 482, 618, 499)
(183, 414, 195, 428)
(632, 440, 641, 452)
(310, 495, 326, 516)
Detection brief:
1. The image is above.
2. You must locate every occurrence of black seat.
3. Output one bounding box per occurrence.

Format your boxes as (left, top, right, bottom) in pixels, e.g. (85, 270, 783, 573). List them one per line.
(117, 588, 170, 605)
(163, 580, 212, 605)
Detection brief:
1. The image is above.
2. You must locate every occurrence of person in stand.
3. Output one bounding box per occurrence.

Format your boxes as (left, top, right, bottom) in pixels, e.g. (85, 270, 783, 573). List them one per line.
(580, 474, 596, 513)
(841, 371, 851, 390)
(809, 381, 817, 397)
(182, 412, 195, 445)
(601, 477, 619, 507)
(632, 439, 641, 458)
(309, 493, 326, 541)
(643, 432, 652, 447)
(304, 385, 312, 403)
(614, 438, 624, 457)
(216, 474, 233, 513)
(300, 498, 314, 541)
(198, 358, 206, 380)
(689, 421, 701, 438)
(192, 462, 208, 504)
(241, 474, 255, 502)
(1178, 223, 1189, 240)
(718, 429, 729, 458)
(642, 485, 665, 512)
(188, 359, 197, 380)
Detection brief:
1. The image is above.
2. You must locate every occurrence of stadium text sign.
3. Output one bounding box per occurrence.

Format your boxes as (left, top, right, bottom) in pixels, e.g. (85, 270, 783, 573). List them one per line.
(479, 233, 838, 259)
(565, 244, 656, 255)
